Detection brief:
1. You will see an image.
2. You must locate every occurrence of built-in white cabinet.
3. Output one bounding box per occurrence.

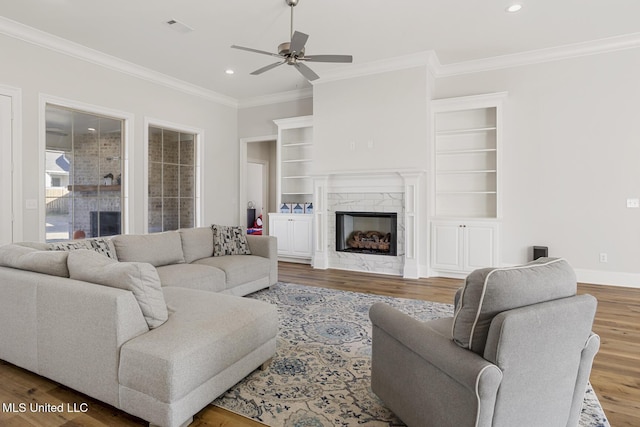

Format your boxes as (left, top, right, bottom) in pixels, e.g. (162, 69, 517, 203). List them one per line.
(269, 213, 313, 263)
(430, 93, 506, 276)
(431, 220, 498, 275)
(273, 115, 314, 208)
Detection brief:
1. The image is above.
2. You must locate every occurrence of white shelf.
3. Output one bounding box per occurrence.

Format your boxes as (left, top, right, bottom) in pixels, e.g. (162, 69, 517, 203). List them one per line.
(282, 142, 312, 147)
(436, 126, 497, 136)
(436, 148, 497, 155)
(282, 159, 312, 163)
(436, 170, 497, 175)
(437, 191, 497, 195)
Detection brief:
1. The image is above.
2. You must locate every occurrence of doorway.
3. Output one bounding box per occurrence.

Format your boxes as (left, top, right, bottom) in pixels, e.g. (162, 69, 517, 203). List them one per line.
(0, 94, 12, 244)
(240, 137, 276, 235)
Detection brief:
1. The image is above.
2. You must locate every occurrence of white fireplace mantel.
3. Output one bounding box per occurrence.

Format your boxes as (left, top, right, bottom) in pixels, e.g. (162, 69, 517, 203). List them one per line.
(312, 169, 424, 278)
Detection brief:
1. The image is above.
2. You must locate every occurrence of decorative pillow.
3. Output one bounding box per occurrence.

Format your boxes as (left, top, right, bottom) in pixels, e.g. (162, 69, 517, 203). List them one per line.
(48, 237, 118, 260)
(451, 257, 577, 355)
(112, 232, 185, 267)
(211, 224, 252, 256)
(0, 244, 69, 277)
(67, 249, 168, 329)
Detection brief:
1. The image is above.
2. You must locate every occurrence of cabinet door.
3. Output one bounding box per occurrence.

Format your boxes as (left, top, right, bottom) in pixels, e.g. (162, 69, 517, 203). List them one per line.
(290, 217, 313, 258)
(270, 216, 292, 255)
(463, 224, 496, 271)
(431, 222, 463, 271)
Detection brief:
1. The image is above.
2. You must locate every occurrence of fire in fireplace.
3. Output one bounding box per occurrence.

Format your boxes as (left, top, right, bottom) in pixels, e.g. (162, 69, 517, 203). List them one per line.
(335, 211, 397, 256)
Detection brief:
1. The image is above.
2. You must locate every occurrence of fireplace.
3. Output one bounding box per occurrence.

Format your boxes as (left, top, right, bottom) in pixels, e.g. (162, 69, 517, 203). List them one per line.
(90, 211, 121, 237)
(335, 211, 397, 256)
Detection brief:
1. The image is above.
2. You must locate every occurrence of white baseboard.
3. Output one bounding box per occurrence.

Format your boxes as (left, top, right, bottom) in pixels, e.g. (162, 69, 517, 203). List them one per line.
(574, 269, 640, 289)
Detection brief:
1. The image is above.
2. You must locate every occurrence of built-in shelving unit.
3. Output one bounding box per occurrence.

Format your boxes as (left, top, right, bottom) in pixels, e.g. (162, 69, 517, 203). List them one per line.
(274, 115, 314, 206)
(271, 115, 314, 264)
(432, 93, 505, 219)
(430, 92, 507, 276)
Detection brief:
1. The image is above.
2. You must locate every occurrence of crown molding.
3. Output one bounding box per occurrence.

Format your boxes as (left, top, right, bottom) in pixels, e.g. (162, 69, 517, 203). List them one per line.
(238, 87, 313, 109)
(0, 16, 238, 108)
(432, 32, 640, 77)
(314, 51, 435, 86)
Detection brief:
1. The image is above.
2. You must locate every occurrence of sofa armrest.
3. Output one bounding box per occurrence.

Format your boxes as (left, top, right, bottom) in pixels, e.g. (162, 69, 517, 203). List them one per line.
(246, 235, 278, 285)
(369, 302, 502, 427)
(246, 234, 276, 258)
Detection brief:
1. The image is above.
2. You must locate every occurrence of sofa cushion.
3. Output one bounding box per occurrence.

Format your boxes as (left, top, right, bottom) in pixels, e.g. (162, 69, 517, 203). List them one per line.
(179, 227, 214, 263)
(156, 264, 226, 292)
(67, 249, 168, 329)
(112, 232, 185, 267)
(0, 244, 69, 277)
(49, 237, 118, 260)
(452, 257, 577, 355)
(212, 224, 251, 256)
(193, 255, 270, 288)
(119, 287, 278, 403)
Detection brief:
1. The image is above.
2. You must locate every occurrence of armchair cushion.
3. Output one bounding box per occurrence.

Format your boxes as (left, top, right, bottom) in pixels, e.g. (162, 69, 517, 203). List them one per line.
(452, 257, 576, 354)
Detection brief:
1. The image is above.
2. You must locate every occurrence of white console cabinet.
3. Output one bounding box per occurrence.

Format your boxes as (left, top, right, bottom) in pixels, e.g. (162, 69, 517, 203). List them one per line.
(431, 220, 498, 276)
(269, 213, 313, 263)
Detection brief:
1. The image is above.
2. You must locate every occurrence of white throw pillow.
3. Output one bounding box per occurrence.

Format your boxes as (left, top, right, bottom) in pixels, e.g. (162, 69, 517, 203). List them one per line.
(67, 249, 168, 329)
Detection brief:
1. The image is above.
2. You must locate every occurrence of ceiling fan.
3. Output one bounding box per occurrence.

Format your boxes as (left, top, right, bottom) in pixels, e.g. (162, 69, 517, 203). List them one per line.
(231, 0, 353, 81)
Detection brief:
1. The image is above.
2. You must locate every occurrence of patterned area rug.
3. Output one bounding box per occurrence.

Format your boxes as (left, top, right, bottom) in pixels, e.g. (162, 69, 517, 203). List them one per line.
(212, 282, 609, 427)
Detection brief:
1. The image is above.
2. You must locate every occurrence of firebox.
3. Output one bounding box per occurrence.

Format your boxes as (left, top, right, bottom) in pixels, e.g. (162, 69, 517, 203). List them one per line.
(335, 211, 397, 256)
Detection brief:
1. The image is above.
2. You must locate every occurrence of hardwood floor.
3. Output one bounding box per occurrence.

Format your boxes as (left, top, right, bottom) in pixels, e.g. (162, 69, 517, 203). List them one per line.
(1, 262, 638, 426)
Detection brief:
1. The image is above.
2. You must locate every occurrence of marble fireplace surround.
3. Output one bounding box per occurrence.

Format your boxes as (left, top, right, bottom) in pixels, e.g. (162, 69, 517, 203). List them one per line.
(312, 170, 423, 279)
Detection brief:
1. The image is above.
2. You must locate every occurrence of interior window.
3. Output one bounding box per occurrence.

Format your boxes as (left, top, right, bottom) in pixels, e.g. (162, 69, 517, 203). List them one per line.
(45, 105, 123, 242)
(148, 126, 196, 232)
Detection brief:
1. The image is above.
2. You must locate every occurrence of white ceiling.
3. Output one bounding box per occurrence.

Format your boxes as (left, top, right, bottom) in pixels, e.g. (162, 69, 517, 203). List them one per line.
(2, 0, 640, 102)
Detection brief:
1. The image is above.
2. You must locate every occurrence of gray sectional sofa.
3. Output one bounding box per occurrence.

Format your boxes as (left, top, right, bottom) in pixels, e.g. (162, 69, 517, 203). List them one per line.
(0, 226, 279, 427)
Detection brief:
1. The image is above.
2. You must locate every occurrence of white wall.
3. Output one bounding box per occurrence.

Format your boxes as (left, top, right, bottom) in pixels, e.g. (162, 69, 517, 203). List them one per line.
(238, 98, 313, 139)
(313, 67, 429, 173)
(0, 34, 238, 240)
(434, 49, 640, 284)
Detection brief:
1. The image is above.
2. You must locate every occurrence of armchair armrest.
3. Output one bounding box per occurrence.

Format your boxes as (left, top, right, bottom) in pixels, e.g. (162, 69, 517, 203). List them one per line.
(369, 302, 503, 427)
(370, 302, 501, 392)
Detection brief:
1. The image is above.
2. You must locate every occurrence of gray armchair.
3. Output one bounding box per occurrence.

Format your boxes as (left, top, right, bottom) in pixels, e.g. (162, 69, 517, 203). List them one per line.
(370, 258, 600, 427)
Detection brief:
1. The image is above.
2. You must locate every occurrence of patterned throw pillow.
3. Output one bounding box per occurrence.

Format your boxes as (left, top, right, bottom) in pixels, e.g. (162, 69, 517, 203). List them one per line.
(211, 224, 252, 256)
(49, 237, 118, 260)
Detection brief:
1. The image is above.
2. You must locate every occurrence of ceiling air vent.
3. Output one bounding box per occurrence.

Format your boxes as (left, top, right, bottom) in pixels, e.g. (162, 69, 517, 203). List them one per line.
(164, 19, 194, 34)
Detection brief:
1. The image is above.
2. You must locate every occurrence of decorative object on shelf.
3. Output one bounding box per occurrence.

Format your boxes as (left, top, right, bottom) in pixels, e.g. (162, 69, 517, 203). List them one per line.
(280, 203, 292, 213)
(293, 203, 304, 214)
(103, 173, 114, 186)
(116, 173, 122, 185)
(304, 202, 313, 214)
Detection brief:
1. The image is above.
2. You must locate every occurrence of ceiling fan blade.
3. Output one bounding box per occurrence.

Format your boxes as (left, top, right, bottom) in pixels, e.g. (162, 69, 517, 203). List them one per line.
(250, 61, 286, 75)
(303, 54, 353, 63)
(294, 62, 320, 81)
(290, 31, 309, 55)
(231, 45, 282, 58)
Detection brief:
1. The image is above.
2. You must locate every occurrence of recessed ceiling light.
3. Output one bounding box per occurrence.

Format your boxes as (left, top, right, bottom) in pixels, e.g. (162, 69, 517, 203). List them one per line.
(506, 4, 523, 12)
(225, 69, 235, 75)
(87, 127, 96, 132)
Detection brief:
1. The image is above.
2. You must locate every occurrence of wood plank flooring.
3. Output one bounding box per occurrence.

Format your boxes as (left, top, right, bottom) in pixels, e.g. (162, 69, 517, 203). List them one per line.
(1, 262, 638, 426)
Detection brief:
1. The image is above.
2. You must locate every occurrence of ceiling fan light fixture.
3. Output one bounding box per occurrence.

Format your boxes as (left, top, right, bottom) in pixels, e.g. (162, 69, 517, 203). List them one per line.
(230, 0, 352, 82)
